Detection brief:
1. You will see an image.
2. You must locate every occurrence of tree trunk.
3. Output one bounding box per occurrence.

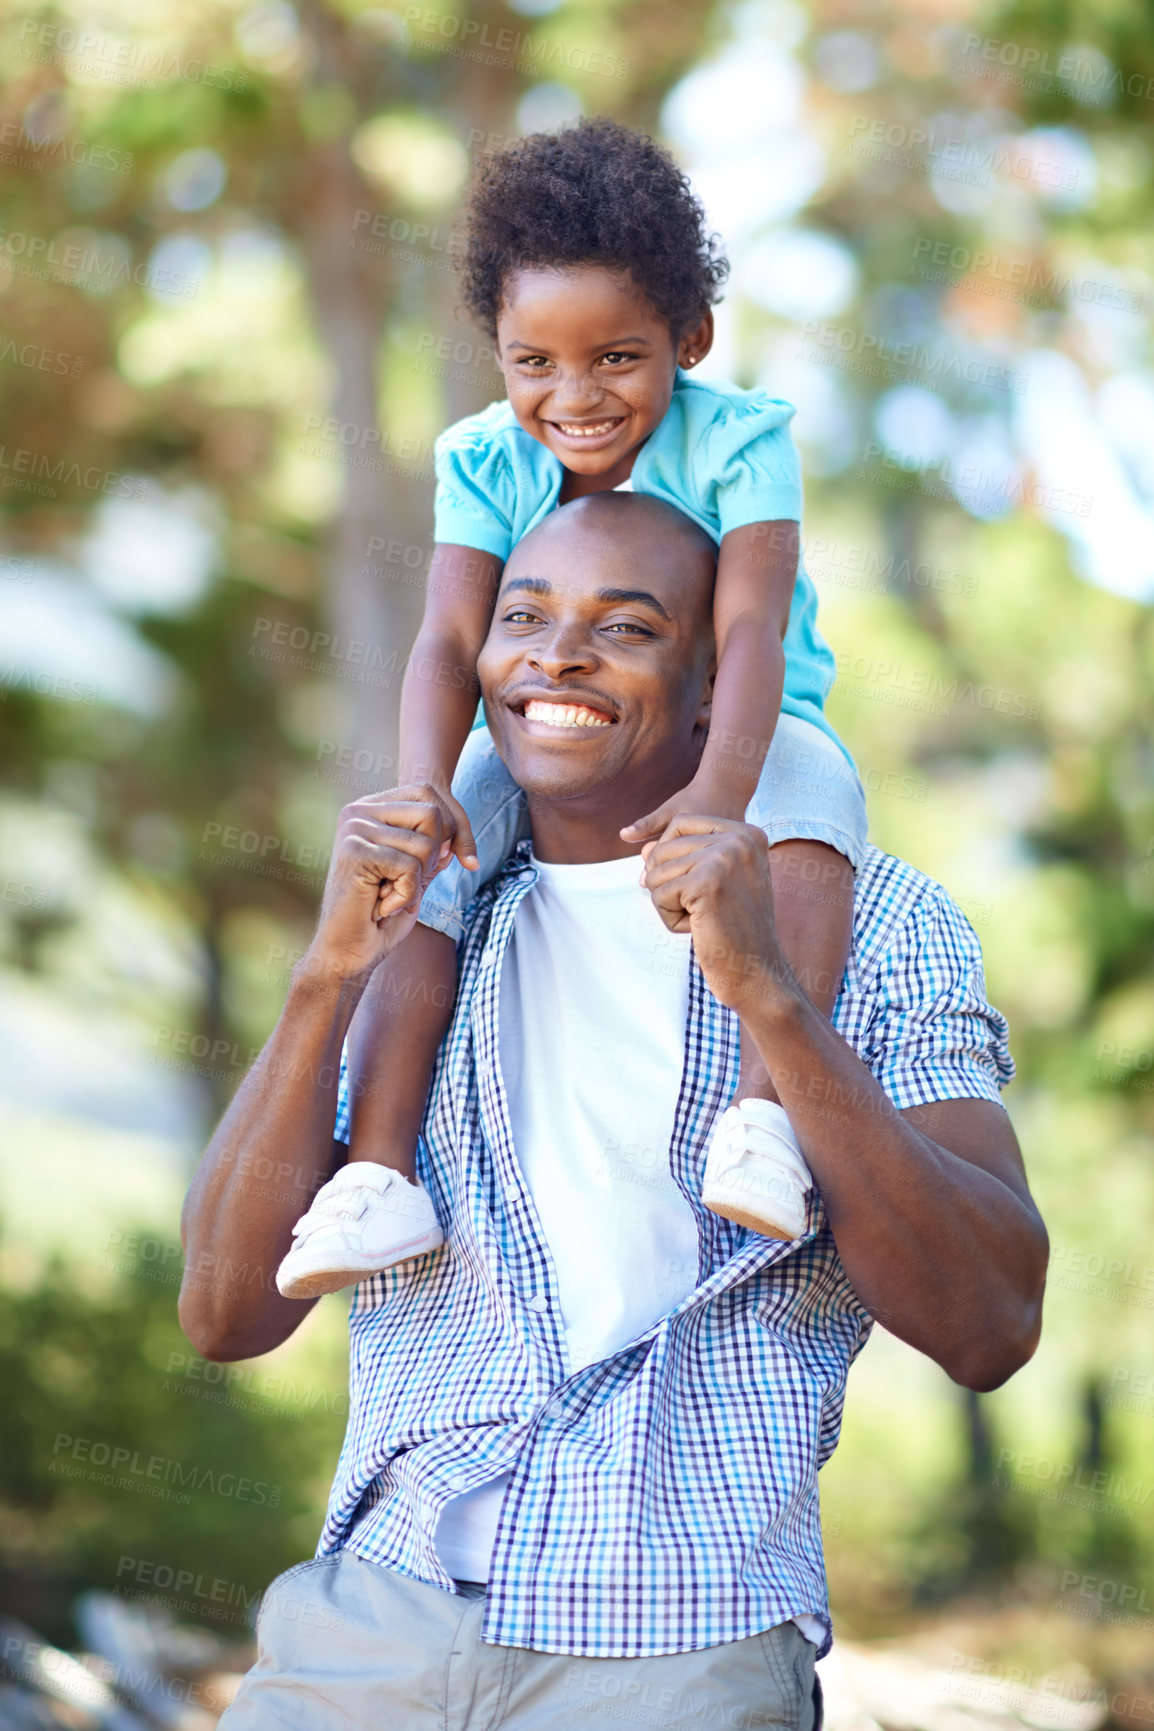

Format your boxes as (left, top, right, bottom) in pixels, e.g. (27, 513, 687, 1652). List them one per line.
(296, 5, 415, 771)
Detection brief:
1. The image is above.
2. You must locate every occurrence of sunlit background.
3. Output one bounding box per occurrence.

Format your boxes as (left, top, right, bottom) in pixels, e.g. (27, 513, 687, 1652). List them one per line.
(1, 0, 1152, 1724)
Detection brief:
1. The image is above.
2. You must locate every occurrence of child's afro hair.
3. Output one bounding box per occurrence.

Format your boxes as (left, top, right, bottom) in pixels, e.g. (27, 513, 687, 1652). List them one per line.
(458, 117, 729, 341)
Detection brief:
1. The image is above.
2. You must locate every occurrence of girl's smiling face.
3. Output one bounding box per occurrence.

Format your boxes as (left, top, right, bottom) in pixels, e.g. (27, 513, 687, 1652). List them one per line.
(493, 264, 712, 485)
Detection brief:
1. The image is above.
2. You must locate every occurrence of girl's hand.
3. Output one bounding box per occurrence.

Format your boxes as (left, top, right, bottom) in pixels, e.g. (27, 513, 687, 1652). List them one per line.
(373, 785, 478, 921)
(621, 778, 749, 846)
(433, 786, 479, 871)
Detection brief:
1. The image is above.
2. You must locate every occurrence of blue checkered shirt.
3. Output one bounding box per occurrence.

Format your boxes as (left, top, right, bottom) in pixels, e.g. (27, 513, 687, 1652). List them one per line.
(323, 843, 1013, 1658)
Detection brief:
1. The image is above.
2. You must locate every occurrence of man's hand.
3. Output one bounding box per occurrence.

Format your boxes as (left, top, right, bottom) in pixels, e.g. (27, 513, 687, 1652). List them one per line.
(307, 786, 451, 983)
(640, 813, 792, 1015)
(384, 781, 480, 917)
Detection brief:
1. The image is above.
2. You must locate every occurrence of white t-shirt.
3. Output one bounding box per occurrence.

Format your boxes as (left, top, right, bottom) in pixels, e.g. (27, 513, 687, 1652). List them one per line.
(434, 852, 696, 1579)
(432, 852, 824, 1646)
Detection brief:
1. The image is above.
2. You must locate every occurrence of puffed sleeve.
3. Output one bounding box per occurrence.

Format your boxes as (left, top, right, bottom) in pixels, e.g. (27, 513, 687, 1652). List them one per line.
(706, 392, 805, 536)
(433, 413, 516, 560)
(861, 886, 1015, 1110)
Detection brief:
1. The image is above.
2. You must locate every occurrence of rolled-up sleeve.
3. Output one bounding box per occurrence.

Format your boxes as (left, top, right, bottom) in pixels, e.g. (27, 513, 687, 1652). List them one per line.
(333, 1042, 351, 1144)
(861, 888, 1015, 1109)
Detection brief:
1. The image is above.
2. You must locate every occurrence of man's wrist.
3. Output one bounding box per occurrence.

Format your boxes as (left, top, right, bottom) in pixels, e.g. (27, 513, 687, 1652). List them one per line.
(290, 949, 377, 1004)
(729, 954, 809, 1028)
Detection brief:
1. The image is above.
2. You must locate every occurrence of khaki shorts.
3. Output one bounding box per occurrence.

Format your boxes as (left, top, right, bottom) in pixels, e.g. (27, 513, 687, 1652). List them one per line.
(220, 1552, 819, 1730)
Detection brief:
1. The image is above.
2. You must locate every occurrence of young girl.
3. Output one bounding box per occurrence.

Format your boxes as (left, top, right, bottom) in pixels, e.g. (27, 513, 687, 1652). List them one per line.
(276, 118, 867, 1300)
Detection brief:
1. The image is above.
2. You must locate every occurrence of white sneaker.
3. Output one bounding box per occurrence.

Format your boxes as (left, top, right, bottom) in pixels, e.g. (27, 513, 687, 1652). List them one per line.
(701, 1099, 813, 1239)
(276, 1163, 444, 1299)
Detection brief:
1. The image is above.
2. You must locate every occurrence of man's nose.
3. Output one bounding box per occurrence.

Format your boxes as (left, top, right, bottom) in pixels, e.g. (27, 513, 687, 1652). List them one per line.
(527, 619, 598, 679)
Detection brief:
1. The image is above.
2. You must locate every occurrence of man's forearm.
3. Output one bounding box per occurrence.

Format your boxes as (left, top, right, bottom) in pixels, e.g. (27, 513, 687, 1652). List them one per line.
(179, 965, 366, 1361)
(744, 980, 1047, 1388)
(639, 812, 1045, 1387)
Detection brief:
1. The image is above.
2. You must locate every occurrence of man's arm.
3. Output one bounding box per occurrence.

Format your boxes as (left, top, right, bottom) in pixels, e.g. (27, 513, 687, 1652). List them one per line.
(641, 817, 1048, 1392)
(178, 789, 449, 1362)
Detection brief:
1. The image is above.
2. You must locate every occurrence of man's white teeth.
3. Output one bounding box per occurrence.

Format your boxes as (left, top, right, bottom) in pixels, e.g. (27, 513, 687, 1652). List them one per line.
(557, 421, 616, 437)
(524, 700, 610, 729)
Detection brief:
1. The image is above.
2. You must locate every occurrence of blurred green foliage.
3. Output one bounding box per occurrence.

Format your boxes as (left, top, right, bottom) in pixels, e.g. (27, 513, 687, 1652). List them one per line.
(0, 1232, 347, 1644)
(0, 0, 1151, 1648)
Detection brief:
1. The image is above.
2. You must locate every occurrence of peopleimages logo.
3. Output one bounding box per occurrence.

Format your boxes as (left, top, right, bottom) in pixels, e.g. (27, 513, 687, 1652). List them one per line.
(959, 31, 1154, 103)
(835, 652, 1041, 720)
(0, 443, 147, 500)
(846, 115, 1079, 190)
(51, 1434, 281, 1507)
(799, 319, 1027, 393)
(911, 237, 1140, 313)
(1057, 1569, 1153, 1626)
(0, 338, 85, 377)
(402, 6, 629, 79)
(115, 1555, 259, 1613)
(0, 119, 133, 173)
(0, 227, 198, 297)
(16, 19, 248, 90)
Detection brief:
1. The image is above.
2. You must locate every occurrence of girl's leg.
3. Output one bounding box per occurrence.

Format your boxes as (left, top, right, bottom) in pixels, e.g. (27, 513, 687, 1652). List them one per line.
(275, 923, 459, 1298)
(703, 841, 854, 1238)
(344, 924, 459, 1176)
(276, 913, 460, 1294)
(700, 717, 865, 1239)
(343, 726, 528, 1175)
(735, 839, 855, 1103)
(276, 730, 530, 1296)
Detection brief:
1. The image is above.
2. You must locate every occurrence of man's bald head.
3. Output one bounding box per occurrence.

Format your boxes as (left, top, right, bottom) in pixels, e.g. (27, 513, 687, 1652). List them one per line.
(505, 491, 717, 640)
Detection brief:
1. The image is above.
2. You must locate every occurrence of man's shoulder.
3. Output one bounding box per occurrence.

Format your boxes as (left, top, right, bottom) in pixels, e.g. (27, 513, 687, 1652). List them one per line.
(852, 845, 980, 975)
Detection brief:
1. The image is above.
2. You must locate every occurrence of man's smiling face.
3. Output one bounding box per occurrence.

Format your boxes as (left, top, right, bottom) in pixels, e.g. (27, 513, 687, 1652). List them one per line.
(477, 495, 716, 843)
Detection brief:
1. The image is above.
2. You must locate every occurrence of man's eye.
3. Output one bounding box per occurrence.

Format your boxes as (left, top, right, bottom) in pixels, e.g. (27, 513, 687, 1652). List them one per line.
(505, 609, 542, 624)
(604, 620, 653, 636)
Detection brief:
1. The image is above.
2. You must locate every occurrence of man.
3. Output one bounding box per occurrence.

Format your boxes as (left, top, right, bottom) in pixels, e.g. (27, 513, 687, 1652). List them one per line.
(181, 493, 1047, 1730)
